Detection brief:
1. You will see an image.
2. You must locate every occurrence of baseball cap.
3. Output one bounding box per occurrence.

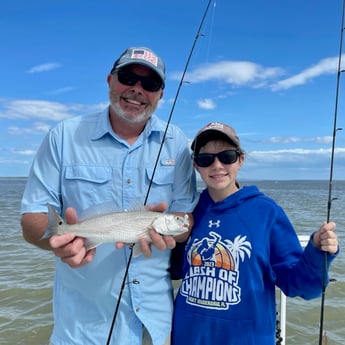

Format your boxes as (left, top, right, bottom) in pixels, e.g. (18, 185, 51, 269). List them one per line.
(191, 122, 241, 153)
(110, 47, 165, 84)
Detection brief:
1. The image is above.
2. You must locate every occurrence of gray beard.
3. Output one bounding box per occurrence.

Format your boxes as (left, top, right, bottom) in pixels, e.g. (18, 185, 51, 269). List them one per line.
(110, 99, 153, 124)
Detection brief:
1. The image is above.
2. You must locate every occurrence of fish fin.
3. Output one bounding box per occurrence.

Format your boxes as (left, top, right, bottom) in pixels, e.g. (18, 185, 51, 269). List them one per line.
(125, 198, 146, 212)
(85, 239, 102, 251)
(78, 199, 145, 221)
(42, 204, 64, 239)
(131, 243, 143, 257)
(79, 202, 117, 221)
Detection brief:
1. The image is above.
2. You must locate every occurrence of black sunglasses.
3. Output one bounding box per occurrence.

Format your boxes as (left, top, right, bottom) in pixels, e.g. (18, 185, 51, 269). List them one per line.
(193, 149, 240, 167)
(115, 69, 163, 92)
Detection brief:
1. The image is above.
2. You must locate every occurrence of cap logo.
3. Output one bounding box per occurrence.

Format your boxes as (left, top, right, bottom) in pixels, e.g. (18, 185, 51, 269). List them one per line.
(131, 49, 158, 67)
(204, 122, 225, 131)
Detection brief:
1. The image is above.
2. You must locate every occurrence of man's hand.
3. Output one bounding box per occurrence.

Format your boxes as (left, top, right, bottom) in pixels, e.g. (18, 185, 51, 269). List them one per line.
(49, 207, 96, 267)
(138, 230, 176, 258)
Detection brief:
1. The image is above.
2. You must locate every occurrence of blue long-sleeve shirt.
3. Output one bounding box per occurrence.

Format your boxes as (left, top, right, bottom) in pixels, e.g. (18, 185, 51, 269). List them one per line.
(21, 107, 198, 345)
(172, 186, 338, 345)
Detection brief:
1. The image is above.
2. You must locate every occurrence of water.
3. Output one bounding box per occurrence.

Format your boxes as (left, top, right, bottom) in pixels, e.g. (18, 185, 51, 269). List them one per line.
(0, 178, 344, 345)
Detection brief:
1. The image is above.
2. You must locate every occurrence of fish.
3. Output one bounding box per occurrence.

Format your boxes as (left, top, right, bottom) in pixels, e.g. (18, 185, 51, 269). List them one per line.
(43, 204, 189, 250)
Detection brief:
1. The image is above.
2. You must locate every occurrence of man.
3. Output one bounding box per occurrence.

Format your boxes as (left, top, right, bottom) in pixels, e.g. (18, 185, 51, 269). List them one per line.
(21, 47, 197, 345)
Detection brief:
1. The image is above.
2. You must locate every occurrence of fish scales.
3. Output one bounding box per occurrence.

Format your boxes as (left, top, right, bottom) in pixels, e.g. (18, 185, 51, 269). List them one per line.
(44, 205, 189, 248)
(68, 211, 165, 242)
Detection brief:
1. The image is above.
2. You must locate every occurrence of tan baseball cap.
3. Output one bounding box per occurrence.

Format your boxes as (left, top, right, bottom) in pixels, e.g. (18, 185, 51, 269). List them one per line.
(191, 122, 240, 153)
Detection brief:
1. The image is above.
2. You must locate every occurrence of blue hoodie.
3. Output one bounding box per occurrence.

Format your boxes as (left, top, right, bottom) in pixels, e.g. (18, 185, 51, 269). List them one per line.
(172, 185, 337, 345)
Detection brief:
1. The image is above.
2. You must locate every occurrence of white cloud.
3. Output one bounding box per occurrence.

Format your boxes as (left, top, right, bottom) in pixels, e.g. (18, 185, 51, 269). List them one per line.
(192, 145, 345, 181)
(8, 122, 51, 135)
(271, 55, 345, 91)
(26, 63, 61, 74)
(247, 147, 345, 164)
(239, 147, 345, 180)
(197, 98, 216, 110)
(48, 86, 76, 95)
(266, 136, 334, 144)
(0, 99, 107, 121)
(178, 61, 284, 87)
(171, 55, 344, 92)
(11, 149, 36, 156)
(267, 136, 302, 144)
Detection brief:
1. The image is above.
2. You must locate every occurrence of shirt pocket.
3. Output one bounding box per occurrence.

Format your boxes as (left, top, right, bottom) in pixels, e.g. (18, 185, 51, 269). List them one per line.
(145, 166, 174, 204)
(63, 165, 113, 206)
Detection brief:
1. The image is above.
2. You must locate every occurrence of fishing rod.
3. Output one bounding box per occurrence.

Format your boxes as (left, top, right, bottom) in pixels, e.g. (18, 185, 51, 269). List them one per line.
(105, 1, 215, 344)
(318, 1, 344, 344)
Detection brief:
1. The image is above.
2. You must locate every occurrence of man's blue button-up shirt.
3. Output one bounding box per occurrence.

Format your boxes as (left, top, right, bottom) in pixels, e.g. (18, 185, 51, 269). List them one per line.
(21, 107, 198, 345)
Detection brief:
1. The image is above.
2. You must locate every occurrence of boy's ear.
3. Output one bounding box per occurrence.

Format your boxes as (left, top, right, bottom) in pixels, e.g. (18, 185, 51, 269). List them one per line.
(239, 154, 245, 166)
(193, 161, 199, 171)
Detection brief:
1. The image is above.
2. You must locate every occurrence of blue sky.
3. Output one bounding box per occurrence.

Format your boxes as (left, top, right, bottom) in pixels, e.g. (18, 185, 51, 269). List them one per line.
(1, 0, 344, 180)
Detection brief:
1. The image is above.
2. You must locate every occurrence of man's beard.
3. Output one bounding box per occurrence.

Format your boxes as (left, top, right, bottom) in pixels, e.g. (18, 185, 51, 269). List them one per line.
(109, 93, 156, 124)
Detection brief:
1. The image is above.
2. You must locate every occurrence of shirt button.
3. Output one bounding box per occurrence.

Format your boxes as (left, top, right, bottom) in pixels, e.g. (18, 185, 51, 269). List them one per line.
(136, 307, 140, 312)
(126, 178, 131, 184)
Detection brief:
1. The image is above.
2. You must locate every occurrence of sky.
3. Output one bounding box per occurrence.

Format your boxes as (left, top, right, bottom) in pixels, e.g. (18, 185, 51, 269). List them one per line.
(1, 0, 345, 180)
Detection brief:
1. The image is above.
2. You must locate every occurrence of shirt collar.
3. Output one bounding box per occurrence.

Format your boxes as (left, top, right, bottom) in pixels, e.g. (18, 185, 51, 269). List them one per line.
(91, 106, 169, 141)
(91, 107, 113, 140)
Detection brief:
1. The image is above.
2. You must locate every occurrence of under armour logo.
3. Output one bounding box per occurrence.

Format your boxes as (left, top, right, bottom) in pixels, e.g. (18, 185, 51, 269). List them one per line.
(208, 220, 221, 228)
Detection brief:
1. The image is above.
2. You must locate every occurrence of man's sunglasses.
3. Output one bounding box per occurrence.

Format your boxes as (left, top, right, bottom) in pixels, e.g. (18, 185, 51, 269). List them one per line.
(193, 149, 241, 168)
(115, 69, 164, 92)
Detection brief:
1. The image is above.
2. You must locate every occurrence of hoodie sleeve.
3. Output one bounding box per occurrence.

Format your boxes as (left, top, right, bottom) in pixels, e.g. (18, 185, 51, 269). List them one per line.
(270, 208, 338, 299)
(169, 241, 188, 280)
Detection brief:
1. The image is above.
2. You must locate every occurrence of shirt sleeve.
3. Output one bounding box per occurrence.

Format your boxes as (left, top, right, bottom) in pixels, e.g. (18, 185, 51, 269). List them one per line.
(166, 127, 198, 214)
(21, 125, 63, 214)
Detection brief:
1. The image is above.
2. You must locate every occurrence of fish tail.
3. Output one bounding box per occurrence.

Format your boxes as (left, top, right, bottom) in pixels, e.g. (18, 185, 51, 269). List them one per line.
(41, 204, 65, 239)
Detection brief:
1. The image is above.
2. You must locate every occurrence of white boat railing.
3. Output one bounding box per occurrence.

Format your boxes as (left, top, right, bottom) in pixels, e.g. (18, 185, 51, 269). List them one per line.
(278, 235, 310, 345)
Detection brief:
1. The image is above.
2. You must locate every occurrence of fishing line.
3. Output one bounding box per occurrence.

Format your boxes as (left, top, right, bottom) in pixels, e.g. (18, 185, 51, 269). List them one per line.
(105, 1, 215, 344)
(318, 1, 344, 344)
(193, 1, 217, 106)
(144, 0, 215, 206)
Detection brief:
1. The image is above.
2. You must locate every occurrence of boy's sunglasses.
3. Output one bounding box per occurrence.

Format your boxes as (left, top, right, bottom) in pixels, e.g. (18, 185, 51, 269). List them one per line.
(193, 149, 240, 167)
(115, 69, 164, 92)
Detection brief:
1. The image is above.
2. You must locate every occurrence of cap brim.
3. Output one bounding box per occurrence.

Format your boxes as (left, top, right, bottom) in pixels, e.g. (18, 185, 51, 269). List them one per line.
(191, 130, 237, 152)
